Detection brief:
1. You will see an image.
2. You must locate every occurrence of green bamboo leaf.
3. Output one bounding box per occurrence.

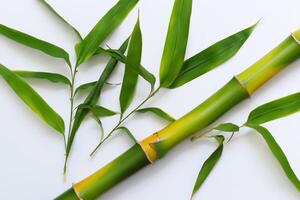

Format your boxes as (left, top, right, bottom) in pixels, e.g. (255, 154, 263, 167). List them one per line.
(91, 115, 105, 142)
(38, 0, 129, 60)
(246, 124, 300, 191)
(0, 24, 71, 67)
(78, 104, 118, 117)
(214, 123, 240, 132)
(191, 135, 224, 199)
(0, 64, 65, 134)
(75, 0, 139, 66)
(66, 39, 129, 157)
(116, 127, 138, 143)
(169, 23, 258, 88)
(38, 0, 82, 40)
(119, 18, 142, 113)
(136, 107, 175, 123)
(102, 47, 156, 89)
(14, 70, 71, 86)
(247, 92, 300, 125)
(75, 81, 120, 96)
(75, 81, 97, 96)
(159, 0, 193, 88)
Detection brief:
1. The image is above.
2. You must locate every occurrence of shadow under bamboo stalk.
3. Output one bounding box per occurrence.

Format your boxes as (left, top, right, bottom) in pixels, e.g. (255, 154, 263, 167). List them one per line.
(55, 30, 300, 200)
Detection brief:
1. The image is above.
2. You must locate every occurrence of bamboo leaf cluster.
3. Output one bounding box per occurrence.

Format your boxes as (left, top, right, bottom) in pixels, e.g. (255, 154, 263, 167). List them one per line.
(191, 92, 300, 198)
(0, 0, 139, 171)
(89, 0, 257, 156)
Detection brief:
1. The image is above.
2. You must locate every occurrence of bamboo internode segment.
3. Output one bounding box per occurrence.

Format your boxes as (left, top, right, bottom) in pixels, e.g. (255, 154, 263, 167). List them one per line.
(72, 144, 149, 200)
(237, 33, 300, 95)
(151, 77, 249, 157)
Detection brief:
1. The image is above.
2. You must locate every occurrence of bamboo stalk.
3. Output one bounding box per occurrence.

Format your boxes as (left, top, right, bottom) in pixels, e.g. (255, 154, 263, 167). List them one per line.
(55, 30, 300, 200)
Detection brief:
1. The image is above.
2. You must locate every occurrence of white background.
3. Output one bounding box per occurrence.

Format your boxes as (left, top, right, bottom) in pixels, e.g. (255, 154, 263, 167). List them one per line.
(0, 0, 300, 199)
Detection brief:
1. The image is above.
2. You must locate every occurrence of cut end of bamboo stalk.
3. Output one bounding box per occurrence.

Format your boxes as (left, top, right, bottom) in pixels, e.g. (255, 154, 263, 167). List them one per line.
(139, 133, 160, 162)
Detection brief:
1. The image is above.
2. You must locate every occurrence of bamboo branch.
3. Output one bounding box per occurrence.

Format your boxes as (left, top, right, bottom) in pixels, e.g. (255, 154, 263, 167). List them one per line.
(55, 30, 300, 200)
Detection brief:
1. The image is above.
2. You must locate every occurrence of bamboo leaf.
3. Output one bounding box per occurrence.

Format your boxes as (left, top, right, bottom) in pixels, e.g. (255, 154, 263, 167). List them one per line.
(38, 0, 130, 60)
(75, 81, 120, 96)
(78, 104, 118, 117)
(66, 39, 129, 157)
(119, 18, 142, 113)
(214, 123, 239, 132)
(75, 81, 97, 96)
(91, 115, 105, 142)
(0, 64, 65, 134)
(247, 92, 300, 125)
(14, 70, 71, 86)
(102, 47, 156, 89)
(159, 0, 193, 88)
(136, 107, 175, 122)
(191, 135, 224, 199)
(38, 0, 82, 40)
(246, 124, 300, 191)
(116, 127, 138, 143)
(75, 0, 139, 66)
(0, 24, 71, 67)
(170, 23, 257, 88)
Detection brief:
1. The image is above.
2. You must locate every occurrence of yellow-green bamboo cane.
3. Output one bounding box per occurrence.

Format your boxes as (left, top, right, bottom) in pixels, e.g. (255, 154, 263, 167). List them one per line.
(55, 30, 300, 200)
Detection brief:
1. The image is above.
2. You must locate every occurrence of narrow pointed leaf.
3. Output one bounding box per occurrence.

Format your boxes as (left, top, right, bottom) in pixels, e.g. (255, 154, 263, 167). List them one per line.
(247, 92, 300, 125)
(38, 0, 132, 61)
(67, 39, 129, 157)
(0, 24, 71, 67)
(214, 123, 239, 132)
(75, 81, 97, 96)
(0, 64, 65, 134)
(92, 115, 105, 142)
(246, 124, 300, 191)
(75, 0, 139, 66)
(116, 127, 138, 143)
(136, 107, 175, 122)
(78, 104, 118, 117)
(119, 18, 142, 113)
(191, 136, 224, 198)
(75, 81, 120, 96)
(170, 23, 257, 88)
(159, 0, 193, 88)
(14, 70, 71, 86)
(104, 46, 156, 90)
(38, 0, 82, 40)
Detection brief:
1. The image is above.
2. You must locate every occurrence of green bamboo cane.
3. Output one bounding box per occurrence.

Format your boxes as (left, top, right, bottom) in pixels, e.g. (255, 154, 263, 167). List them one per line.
(55, 30, 300, 200)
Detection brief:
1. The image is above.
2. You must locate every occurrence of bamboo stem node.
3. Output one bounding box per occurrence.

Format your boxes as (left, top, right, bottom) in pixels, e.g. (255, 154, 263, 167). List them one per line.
(234, 76, 252, 96)
(72, 184, 83, 200)
(139, 132, 161, 162)
(292, 34, 300, 45)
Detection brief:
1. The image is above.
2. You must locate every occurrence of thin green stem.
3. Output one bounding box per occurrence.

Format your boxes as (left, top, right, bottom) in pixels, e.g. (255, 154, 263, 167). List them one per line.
(63, 66, 77, 173)
(90, 87, 161, 156)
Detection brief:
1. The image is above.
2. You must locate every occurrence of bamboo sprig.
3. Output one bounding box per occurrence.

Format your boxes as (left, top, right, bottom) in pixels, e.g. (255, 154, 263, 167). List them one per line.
(89, 0, 256, 156)
(191, 92, 300, 198)
(0, 0, 140, 173)
(90, 87, 160, 156)
(35, 0, 140, 171)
